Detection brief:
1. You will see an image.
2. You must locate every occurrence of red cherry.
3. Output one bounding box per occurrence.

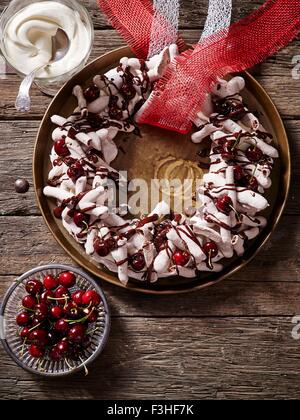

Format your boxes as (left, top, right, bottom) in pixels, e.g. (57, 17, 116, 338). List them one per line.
(94, 238, 110, 257)
(16, 312, 31, 327)
(86, 308, 98, 323)
(66, 167, 76, 180)
(73, 212, 89, 228)
(53, 206, 63, 219)
(64, 156, 77, 166)
(233, 165, 244, 181)
(109, 106, 123, 120)
(20, 327, 31, 339)
(246, 146, 263, 162)
(68, 324, 87, 344)
(216, 195, 233, 215)
(203, 241, 219, 258)
(120, 83, 136, 100)
(82, 290, 101, 307)
(31, 317, 42, 327)
(242, 175, 259, 192)
(34, 303, 48, 322)
(29, 345, 45, 358)
(58, 272, 76, 288)
(172, 213, 182, 223)
(172, 250, 191, 267)
(54, 138, 70, 157)
(130, 253, 146, 271)
(67, 161, 85, 181)
(44, 275, 59, 290)
(40, 290, 55, 304)
(221, 140, 237, 160)
(53, 158, 63, 167)
(22, 295, 37, 310)
(84, 85, 100, 102)
(50, 306, 64, 320)
(25, 279, 43, 296)
(47, 330, 60, 345)
(54, 319, 70, 334)
(55, 286, 70, 299)
(106, 237, 117, 251)
(64, 302, 81, 319)
(29, 329, 48, 347)
(71, 290, 85, 306)
(50, 346, 62, 361)
(57, 340, 70, 356)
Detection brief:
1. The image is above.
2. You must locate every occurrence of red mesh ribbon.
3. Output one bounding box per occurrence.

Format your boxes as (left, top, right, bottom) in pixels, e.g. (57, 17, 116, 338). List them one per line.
(139, 0, 300, 133)
(97, 0, 185, 59)
(98, 0, 300, 133)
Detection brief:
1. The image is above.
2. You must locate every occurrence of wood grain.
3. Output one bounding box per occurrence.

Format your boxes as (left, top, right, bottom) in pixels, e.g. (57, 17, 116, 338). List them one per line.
(1, 317, 300, 400)
(0, 274, 300, 317)
(0, 0, 266, 30)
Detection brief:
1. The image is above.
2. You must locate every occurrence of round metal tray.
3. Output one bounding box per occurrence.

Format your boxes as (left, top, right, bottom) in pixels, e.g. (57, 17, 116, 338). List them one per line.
(33, 47, 291, 294)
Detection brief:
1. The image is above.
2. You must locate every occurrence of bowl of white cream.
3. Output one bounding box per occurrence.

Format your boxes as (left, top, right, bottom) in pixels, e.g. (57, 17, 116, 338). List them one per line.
(0, 0, 94, 85)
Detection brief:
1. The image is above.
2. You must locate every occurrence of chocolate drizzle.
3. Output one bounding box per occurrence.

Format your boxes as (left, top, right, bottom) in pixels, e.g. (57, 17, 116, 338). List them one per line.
(46, 61, 279, 285)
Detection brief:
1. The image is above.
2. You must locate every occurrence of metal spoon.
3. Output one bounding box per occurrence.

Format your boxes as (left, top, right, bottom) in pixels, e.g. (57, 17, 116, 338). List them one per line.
(15, 28, 70, 112)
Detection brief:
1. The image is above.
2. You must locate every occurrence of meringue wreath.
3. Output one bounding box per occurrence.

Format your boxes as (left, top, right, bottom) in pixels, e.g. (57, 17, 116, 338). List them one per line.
(44, 45, 278, 286)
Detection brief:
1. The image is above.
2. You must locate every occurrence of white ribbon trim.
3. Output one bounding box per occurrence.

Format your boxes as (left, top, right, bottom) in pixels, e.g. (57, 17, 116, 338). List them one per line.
(148, 0, 233, 58)
(148, 0, 180, 59)
(201, 0, 233, 40)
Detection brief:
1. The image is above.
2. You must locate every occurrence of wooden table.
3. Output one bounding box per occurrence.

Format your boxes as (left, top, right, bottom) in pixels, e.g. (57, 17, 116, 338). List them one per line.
(1, 0, 300, 400)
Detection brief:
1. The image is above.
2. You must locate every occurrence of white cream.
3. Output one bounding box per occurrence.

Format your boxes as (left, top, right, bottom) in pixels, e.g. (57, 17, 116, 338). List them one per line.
(2, 1, 92, 79)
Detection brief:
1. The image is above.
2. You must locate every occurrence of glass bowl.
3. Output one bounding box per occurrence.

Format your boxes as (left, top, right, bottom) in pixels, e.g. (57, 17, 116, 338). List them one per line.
(0, 0, 94, 94)
(0, 264, 110, 377)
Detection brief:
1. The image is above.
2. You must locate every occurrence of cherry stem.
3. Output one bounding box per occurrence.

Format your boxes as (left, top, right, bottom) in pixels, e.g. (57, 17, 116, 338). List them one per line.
(87, 327, 99, 336)
(207, 250, 213, 270)
(82, 221, 89, 230)
(79, 356, 89, 376)
(229, 205, 241, 222)
(64, 358, 74, 370)
(22, 306, 35, 313)
(48, 296, 70, 301)
(20, 338, 27, 356)
(29, 322, 43, 332)
(233, 131, 242, 150)
(252, 164, 258, 179)
(66, 307, 95, 325)
(37, 359, 45, 372)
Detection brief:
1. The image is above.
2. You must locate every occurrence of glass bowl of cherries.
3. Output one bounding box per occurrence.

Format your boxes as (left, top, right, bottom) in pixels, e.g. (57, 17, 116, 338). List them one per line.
(0, 264, 110, 376)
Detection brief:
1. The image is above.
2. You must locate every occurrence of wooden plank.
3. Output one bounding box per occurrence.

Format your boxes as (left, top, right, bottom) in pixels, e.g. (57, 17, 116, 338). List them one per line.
(0, 119, 299, 216)
(0, 0, 266, 30)
(0, 121, 38, 216)
(0, 317, 300, 400)
(0, 215, 298, 282)
(1, 28, 299, 77)
(0, 274, 300, 317)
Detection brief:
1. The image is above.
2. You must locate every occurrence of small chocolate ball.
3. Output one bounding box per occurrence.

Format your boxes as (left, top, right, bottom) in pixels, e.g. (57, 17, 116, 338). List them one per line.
(15, 178, 29, 194)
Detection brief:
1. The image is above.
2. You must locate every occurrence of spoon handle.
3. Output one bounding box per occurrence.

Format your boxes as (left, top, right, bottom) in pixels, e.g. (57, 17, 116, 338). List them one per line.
(15, 69, 38, 112)
(15, 63, 47, 112)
